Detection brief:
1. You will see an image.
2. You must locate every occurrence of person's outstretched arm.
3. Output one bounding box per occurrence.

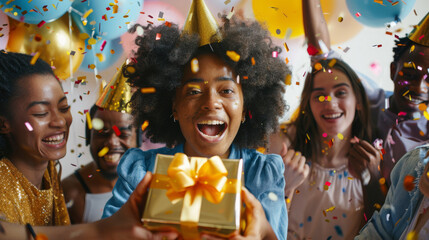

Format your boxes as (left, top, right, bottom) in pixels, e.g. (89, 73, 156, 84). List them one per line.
(0, 172, 178, 240)
(303, 0, 331, 55)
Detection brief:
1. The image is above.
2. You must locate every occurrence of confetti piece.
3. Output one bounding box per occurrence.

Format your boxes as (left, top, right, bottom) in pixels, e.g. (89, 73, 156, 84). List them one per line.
(319, 96, 325, 102)
(88, 38, 97, 45)
(37, 20, 45, 28)
(141, 87, 156, 94)
(403, 175, 415, 191)
(406, 231, 418, 240)
(337, 16, 343, 22)
(100, 40, 107, 51)
(268, 192, 278, 201)
(424, 111, 429, 120)
(322, 133, 328, 138)
(326, 206, 335, 212)
(25, 122, 33, 131)
(283, 42, 289, 52)
(314, 62, 322, 71)
(112, 125, 121, 136)
(112, 4, 118, 14)
(226, 50, 240, 62)
(251, 57, 255, 65)
(328, 59, 337, 67)
(96, 53, 104, 62)
(374, 0, 384, 5)
(256, 147, 266, 153)
(334, 225, 343, 237)
(284, 75, 292, 85)
(141, 120, 149, 131)
(35, 233, 49, 240)
(98, 146, 109, 157)
(191, 58, 199, 73)
(86, 112, 92, 130)
(136, 25, 144, 36)
(355, 12, 361, 17)
(325, 181, 331, 186)
(419, 103, 428, 111)
(337, 133, 344, 140)
(156, 33, 161, 40)
(30, 52, 41, 65)
(92, 118, 104, 131)
(272, 51, 278, 58)
(83, 9, 93, 19)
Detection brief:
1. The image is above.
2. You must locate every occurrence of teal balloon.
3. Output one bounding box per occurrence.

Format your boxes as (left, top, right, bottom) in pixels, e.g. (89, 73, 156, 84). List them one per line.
(71, 0, 143, 40)
(346, 0, 416, 28)
(80, 38, 123, 71)
(0, 0, 72, 24)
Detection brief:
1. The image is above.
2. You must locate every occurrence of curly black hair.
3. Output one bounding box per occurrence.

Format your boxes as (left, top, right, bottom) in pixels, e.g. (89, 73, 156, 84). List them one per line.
(0, 51, 56, 156)
(392, 36, 414, 63)
(124, 18, 290, 149)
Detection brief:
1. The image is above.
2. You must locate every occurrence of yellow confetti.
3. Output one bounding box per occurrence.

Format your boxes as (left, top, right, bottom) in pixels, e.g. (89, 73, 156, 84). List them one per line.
(424, 111, 429, 120)
(126, 66, 136, 74)
(410, 45, 415, 53)
(88, 38, 97, 45)
(98, 146, 109, 157)
(379, 177, 386, 185)
(113, 5, 118, 14)
(283, 42, 289, 52)
(284, 75, 292, 85)
(30, 52, 41, 65)
(337, 16, 343, 22)
(96, 53, 104, 62)
(187, 84, 200, 89)
(86, 112, 92, 130)
(141, 87, 156, 94)
(325, 206, 335, 212)
(83, 9, 93, 19)
(328, 59, 337, 67)
(319, 96, 325, 102)
(337, 133, 344, 140)
(191, 58, 199, 73)
(326, 96, 332, 101)
(226, 50, 240, 62)
(406, 231, 418, 240)
(79, 32, 90, 40)
(141, 120, 149, 131)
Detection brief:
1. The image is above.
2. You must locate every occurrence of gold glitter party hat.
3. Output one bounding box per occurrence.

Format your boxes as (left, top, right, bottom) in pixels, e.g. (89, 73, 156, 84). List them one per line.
(183, 0, 222, 46)
(408, 12, 429, 47)
(96, 62, 132, 113)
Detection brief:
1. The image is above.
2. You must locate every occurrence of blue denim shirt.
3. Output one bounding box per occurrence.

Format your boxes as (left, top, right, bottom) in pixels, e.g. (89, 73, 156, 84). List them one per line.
(102, 144, 288, 240)
(356, 143, 429, 239)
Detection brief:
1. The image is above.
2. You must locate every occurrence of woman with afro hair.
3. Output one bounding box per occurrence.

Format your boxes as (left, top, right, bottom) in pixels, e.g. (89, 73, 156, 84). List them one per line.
(102, 14, 291, 240)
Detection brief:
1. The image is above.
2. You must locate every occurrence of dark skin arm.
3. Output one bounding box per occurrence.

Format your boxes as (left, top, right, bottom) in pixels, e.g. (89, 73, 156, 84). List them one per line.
(302, 0, 331, 54)
(348, 139, 385, 219)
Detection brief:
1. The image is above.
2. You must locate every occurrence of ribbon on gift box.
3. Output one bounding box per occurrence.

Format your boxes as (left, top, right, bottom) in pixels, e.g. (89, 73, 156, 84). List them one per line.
(150, 153, 239, 238)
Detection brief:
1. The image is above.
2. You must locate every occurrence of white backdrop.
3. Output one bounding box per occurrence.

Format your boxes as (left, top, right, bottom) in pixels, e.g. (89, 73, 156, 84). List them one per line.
(59, 0, 429, 179)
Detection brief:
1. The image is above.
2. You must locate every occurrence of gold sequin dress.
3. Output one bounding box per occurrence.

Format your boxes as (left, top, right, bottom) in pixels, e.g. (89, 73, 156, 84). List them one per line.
(0, 158, 70, 226)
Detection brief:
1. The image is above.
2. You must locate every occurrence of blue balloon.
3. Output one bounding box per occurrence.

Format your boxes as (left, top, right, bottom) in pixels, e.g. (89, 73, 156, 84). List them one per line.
(71, 0, 143, 40)
(80, 37, 124, 71)
(0, 0, 72, 24)
(346, 0, 416, 28)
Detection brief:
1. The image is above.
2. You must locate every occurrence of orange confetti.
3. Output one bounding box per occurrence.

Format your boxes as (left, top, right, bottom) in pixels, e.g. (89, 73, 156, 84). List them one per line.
(141, 87, 156, 94)
(314, 62, 322, 71)
(35, 234, 49, 240)
(251, 57, 255, 65)
(141, 120, 149, 131)
(285, 75, 292, 85)
(403, 175, 415, 191)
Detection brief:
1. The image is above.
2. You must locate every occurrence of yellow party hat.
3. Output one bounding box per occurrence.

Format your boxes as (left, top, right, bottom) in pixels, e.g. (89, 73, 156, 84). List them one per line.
(183, 0, 222, 46)
(408, 12, 429, 47)
(96, 62, 133, 113)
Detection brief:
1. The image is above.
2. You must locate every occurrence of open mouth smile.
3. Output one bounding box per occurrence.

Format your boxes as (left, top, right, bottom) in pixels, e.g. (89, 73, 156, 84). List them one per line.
(197, 120, 227, 140)
(322, 113, 343, 119)
(42, 133, 66, 146)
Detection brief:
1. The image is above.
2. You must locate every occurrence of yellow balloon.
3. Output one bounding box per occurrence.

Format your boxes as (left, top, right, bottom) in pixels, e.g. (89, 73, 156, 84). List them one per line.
(324, 0, 363, 45)
(6, 14, 85, 80)
(252, 0, 334, 39)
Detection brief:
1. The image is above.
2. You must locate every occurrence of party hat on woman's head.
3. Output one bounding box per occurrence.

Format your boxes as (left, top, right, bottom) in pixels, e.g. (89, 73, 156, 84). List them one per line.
(96, 62, 133, 113)
(183, 0, 222, 46)
(408, 12, 429, 47)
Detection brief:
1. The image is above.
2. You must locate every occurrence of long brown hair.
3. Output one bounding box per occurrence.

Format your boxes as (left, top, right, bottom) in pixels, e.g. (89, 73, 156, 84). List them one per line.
(291, 58, 372, 162)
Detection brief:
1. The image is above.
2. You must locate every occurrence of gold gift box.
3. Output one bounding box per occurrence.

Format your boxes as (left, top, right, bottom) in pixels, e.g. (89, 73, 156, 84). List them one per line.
(142, 154, 243, 240)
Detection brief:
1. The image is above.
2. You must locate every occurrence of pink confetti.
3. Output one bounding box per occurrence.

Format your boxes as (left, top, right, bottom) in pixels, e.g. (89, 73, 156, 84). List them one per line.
(100, 40, 107, 51)
(398, 111, 407, 116)
(272, 51, 278, 58)
(355, 12, 361, 17)
(25, 122, 33, 131)
(325, 181, 331, 186)
(322, 133, 328, 138)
